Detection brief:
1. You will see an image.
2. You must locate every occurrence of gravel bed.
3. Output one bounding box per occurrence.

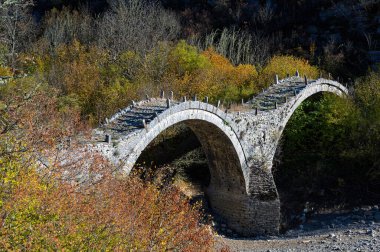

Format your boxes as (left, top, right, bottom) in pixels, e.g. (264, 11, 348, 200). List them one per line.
(216, 206, 380, 251)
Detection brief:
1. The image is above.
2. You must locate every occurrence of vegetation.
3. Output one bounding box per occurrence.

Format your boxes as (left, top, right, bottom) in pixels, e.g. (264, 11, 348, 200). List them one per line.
(274, 71, 380, 228)
(258, 55, 319, 88)
(0, 79, 213, 250)
(0, 0, 379, 248)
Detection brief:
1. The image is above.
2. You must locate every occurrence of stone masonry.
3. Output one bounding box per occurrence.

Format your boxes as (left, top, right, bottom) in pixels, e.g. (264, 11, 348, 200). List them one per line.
(92, 76, 349, 236)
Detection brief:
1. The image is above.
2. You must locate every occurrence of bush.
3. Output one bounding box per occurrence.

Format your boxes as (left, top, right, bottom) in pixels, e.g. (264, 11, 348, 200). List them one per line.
(0, 66, 12, 76)
(1, 171, 214, 251)
(35, 40, 139, 125)
(164, 42, 258, 102)
(169, 40, 210, 75)
(259, 55, 319, 88)
(201, 48, 258, 101)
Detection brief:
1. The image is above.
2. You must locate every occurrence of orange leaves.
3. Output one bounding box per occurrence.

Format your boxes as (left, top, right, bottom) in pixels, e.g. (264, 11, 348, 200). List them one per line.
(202, 48, 232, 72)
(1, 168, 214, 250)
(200, 48, 258, 101)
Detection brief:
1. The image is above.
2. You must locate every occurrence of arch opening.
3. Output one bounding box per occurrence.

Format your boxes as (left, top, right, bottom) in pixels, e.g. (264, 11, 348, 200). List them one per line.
(272, 91, 375, 232)
(135, 123, 211, 193)
(133, 118, 247, 233)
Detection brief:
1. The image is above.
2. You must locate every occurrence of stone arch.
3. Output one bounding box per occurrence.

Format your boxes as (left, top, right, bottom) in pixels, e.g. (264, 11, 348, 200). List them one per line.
(102, 101, 262, 235)
(94, 78, 351, 236)
(241, 79, 350, 233)
(118, 101, 249, 193)
(279, 80, 349, 132)
(266, 80, 350, 230)
(266, 80, 349, 164)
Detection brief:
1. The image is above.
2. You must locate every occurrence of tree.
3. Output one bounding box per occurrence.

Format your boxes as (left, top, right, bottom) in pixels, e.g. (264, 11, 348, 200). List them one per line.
(259, 55, 319, 89)
(96, 0, 180, 57)
(274, 71, 380, 219)
(0, 0, 35, 68)
(191, 27, 271, 67)
(41, 7, 94, 51)
(162, 41, 258, 102)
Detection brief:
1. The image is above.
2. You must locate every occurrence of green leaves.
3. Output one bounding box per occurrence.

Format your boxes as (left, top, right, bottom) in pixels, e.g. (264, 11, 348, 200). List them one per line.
(169, 40, 210, 75)
(277, 72, 380, 209)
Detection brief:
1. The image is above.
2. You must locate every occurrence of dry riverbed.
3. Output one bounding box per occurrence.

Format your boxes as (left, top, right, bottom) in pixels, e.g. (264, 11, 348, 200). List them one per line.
(215, 205, 380, 251)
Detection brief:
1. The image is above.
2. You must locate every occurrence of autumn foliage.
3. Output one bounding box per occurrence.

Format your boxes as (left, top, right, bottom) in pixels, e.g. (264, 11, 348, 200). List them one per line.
(258, 55, 319, 88)
(16, 37, 322, 127)
(165, 42, 258, 102)
(1, 170, 213, 251)
(0, 79, 213, 251)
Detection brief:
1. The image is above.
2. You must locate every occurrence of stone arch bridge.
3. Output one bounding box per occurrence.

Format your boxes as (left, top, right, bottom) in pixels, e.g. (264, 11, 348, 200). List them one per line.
(92, 76, 348, 236)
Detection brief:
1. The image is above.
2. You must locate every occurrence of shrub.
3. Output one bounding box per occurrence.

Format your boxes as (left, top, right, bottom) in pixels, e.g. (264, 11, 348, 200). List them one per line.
(0, 66, 12, 76)
(201, 48, 258, 101)
(169, 40, 210, 75)
(1, 171, 214, 251)
(35, 40, 138, 125)
(259, 55, 319, 88)
(165, 42, 258, 102)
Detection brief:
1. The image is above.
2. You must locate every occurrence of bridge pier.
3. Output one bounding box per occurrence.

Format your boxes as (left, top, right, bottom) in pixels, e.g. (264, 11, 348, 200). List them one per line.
(205, 157, 280, 236)
(186, 120, 281, 236)
(207, 184, 280, 236)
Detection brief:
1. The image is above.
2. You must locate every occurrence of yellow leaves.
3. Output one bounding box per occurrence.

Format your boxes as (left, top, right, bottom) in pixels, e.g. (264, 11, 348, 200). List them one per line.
(355, 72, 380, 107)
(164, 47, 320, 103)
(2, 170, 17, 185)
(321, 94, 355, 126)
(202, 48, 232, 72)
(164, 45, 259, 102)
(0, 101, 7, 110)
(198, 48, 258, 101)
(259, 55, 319, 88)
(158, 228, 165, 235)
(235, 64, 258, 82)
(0, 66, 13, 76)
